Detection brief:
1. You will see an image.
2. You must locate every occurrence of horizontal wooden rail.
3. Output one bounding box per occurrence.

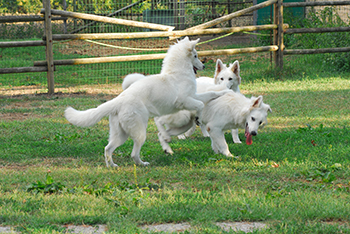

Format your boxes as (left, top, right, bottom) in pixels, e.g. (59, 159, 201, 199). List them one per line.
(283, 1, 350, 7)
(40, 8, 174, 32)
(285, 27, 350, 34)
(33, 46, 278, 66)
(0, 40, 45, 48)
(198, 46, 278, 56)
(0, 66, 50, 74)
(284, 47, 350, 55)
(49, 24, 288, 41)
(0, 15, 66, 23)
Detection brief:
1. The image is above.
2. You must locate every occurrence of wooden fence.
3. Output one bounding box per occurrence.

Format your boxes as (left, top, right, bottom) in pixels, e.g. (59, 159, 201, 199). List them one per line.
(0, 0, 349, 94)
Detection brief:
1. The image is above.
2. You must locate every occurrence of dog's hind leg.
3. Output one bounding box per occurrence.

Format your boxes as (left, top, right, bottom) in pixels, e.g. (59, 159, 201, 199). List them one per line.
(158, 132, 174, 155)
(184, 124, 196, 138)
(128, 116, 150, 166)
(130, 132, 149, 166)
(231, 128, 242, 143)
(105, 115, 128, 167)
(154, 117, 171, 142)
(166, 119, 195, 137)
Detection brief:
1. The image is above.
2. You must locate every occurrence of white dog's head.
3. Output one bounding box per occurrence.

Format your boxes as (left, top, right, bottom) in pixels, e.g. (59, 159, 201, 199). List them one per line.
(243, 96, 272, 145)
(214, 59, 241, 92)
(163, 37, 204, 75)
(185, 37, 205, 74)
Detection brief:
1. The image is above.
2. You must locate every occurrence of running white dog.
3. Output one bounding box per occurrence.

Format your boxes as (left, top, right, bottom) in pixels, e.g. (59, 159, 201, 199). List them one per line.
(202, 92, 272, 157)
(65, 37, 230, 167)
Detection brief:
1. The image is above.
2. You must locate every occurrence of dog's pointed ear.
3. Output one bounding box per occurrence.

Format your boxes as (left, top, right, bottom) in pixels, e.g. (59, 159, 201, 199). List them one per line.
(264, 104, 272, 113)
(214, 59, 225, 83)
(189, 38, 200, 50)
(230, 60, 240, 74)
(251, 96, 263, 109)
(231, 60, 241, 85)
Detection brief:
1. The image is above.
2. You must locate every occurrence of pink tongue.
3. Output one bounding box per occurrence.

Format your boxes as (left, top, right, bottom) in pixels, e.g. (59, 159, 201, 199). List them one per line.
(246, 133, 253, 145)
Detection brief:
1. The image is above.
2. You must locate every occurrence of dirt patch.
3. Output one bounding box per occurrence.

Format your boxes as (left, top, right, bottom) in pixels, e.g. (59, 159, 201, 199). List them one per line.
(141, 222, 191, 233)
(141, 222, 267, 233)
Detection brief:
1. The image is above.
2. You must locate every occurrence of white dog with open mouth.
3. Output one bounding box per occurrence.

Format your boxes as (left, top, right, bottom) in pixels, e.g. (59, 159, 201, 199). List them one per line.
(201, 91, 272, 157)
(65, 37, 231, 167)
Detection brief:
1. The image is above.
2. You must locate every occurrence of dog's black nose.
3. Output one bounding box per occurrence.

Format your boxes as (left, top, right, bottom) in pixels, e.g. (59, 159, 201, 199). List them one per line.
(251, 131, 257, 136)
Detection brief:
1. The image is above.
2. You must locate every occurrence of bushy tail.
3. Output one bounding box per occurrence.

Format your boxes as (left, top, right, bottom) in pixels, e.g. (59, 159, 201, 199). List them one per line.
(65, 99, 117, 127)
(122, 73, 145, 90)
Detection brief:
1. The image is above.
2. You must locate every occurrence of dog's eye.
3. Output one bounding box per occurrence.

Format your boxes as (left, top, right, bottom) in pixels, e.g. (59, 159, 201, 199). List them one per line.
(194, 55, 197, 58)
(251, 117, 255, 121)
(220, 78, 224, 80)
(229, 78, 233, 80)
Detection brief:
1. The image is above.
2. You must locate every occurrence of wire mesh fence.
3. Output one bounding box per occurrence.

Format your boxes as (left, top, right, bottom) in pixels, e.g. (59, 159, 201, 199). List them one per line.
(0, 0, 254, 95)
(0, 0, 349, 95)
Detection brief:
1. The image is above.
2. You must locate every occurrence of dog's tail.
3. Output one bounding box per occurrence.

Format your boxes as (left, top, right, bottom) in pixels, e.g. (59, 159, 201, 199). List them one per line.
(65, 99, 118, 127)
(122, 73, 145, 90)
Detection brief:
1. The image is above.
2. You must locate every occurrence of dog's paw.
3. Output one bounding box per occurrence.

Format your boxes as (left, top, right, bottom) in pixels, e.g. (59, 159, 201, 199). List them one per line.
(177, 134, 186, 140)
(226, 153, 240, 159)
(141, 161, 150, 166)
(233, 139, 242, 144)
(164, 149, 174, 155)
(106, 162, 119, 168)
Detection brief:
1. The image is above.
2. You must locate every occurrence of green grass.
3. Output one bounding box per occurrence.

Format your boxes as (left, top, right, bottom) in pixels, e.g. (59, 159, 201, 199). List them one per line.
(1, 54, 350, 233)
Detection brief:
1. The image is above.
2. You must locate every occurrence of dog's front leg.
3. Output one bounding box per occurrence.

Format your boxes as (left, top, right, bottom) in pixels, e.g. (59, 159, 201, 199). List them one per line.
(195, 89, 232, 104)
(207, 125, 234, 157)
(231, 128, 242, 143)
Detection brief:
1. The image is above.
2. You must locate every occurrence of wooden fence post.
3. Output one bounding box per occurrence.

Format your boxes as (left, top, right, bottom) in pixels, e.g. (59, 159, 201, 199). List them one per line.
(273, 0, 284, 69)
(43, 0, 55, 94)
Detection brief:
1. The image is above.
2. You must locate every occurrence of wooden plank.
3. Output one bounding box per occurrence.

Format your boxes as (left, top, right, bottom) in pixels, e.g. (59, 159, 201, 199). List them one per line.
(284, 47, 350, 55)
(283, 1, 350, 7)
(0, 66, 48, 74)
(50, 24, 287, 41)
(43, 0, 55, 94)
(33, 46, 279, 66)
(40, 8, 175, 32)
(186, 0, 277, 30)
(285, 27, 350, 34)
(0, 41, 45, 48)
(0, 15, 66, 23)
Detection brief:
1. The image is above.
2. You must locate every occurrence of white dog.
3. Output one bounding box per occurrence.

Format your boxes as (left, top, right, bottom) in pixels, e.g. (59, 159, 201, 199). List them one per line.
(65, 37, 230, 167)
(189, 59, 242, 143)
(202, 92, 272, 157)
(154, 59, 242, 154)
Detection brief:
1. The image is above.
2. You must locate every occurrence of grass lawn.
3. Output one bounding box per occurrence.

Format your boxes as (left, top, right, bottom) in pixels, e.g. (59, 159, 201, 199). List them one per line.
(1, 53, 350, 233)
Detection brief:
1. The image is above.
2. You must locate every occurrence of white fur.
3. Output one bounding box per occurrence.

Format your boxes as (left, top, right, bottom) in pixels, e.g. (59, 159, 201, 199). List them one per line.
(154, 59, 242, 154)
(202, 93, 272, 157)
(195, 59, 242, 143)
(65, 37, 230, 167)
